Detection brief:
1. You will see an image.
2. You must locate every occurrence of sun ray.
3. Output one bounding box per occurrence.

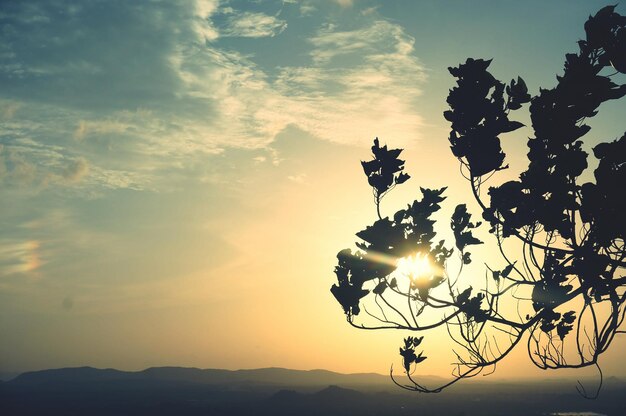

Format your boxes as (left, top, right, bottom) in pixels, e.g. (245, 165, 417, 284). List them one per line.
(396, 253, 433, 281)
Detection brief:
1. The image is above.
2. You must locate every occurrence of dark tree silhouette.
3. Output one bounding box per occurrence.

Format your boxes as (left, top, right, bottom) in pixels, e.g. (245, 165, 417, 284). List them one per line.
(331, 5, 626, 396)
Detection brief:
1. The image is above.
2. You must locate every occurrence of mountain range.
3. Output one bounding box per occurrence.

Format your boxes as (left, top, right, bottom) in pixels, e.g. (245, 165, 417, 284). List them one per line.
(2, 366, 625, 415)
(8, 366, 438, 389)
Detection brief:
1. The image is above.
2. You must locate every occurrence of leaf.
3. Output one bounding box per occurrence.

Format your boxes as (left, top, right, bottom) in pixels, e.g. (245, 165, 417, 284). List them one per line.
(557, 311, 576, 340)
(501, 262, 516, 278)
(562, 311, 576, 324)
(373, 280, 387, 295)
(451, 204, 483, 251)
(399, 346, 417, 372)
(457, 287, 472, 305)
(330, 283, 369, 316)
(507, 76, 531, 110)
(361, 159, 380, 176)
(399, 336, 428, 373)
(446, 58, 525, 176)
(362, 137, 410, 197)
(414, 352, 427, 364)
(503, 120, 525, 133)
(412, 336, 424, 347)
(395, 172, 410, 184)
(539, 308, 561, 334)
(462, 293, 487, 322)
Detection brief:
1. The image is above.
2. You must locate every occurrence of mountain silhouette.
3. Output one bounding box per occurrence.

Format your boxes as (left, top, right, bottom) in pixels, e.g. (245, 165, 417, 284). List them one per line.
(3, 366, 626, 416)
(10, 366, 442, 388)
(269, 388, 303, 401)
(314, 385, 364, 400)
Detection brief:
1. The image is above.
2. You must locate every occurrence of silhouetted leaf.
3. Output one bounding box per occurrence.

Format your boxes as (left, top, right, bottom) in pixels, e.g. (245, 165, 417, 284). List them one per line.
(362, 137, 411, 200)
(503, 120, 525, 132)
(413, 275, 445, 301)
(414, 353, 427, 364)
(331, 283, 369, 316)
(395, 172, 410, 185)
(506, 76, 531, 110)
(446, 58, 529, 176)
(532, 253, 572, 312)
(462, 293, 487, 322)
(501, 262, 516, 278)
(389, 277, 398, 289)
(457, 287, 472, 305)
(451, 204, 483, 251)
(373, 280, 387, 295)
(412, 336, 424, 347)
(540, 308, 561, 333)
(332, 6, 626, 393)
(399, 337, 428, 372)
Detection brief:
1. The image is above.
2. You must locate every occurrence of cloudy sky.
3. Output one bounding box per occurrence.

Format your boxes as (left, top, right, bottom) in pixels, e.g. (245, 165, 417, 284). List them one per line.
(1, 0, 625, 379)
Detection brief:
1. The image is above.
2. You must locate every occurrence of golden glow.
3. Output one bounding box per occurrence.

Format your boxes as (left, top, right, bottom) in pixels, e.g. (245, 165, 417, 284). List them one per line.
(396, 253, 433, 280)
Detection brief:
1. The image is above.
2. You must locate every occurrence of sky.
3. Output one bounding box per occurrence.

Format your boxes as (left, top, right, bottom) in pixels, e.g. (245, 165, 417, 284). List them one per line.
(1, 0, 626, 381)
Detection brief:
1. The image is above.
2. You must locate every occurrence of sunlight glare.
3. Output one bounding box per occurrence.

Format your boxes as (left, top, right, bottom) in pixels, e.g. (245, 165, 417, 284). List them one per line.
(396, 253, 433, 280)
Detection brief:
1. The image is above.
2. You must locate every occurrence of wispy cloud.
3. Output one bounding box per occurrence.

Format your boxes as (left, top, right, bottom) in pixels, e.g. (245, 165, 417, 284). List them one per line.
(267, 20, 426, 147)
(0, 109, 148, 191)
(168, 15, 426, 150)
(193, 0, 220, 41)
(73, 119, 129, 141)
(0, 239, 42, 276)
(287, 173, 307, 183)
(220, 11, 288, 38)
(60, 157, 89, 183)
(334, 0, 355, 7)
(309, 20, 416, 65)
(0, 0, 427, 193)
(0, 100, 22, 119)
(0, 139, 89, 189)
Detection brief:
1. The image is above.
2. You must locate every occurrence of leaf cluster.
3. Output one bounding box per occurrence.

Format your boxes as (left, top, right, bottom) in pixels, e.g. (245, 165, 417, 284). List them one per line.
(330, 5, 626, 395)
(399, 336, 426, 372)
(445, 58, 530, 177)
(361, 137, 410, 206)
(330, 184, 457, 316)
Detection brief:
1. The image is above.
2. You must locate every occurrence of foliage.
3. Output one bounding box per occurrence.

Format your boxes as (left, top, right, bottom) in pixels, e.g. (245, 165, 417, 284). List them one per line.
(330, 5, 626, 396)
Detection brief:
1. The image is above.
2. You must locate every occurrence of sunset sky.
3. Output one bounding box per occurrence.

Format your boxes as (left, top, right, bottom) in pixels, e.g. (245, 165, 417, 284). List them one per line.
(1, 0, 625, 381)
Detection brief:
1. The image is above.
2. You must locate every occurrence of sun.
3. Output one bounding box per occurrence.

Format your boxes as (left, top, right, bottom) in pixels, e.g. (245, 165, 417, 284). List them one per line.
(396, 253, 433, 280)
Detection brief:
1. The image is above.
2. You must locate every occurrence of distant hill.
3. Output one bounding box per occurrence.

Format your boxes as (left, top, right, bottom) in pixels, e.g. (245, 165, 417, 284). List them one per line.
(9, 366, 444, 390)
(3, 366, 626, 416)
(0, 371, 19, 382)
(313, 385, 364, 401)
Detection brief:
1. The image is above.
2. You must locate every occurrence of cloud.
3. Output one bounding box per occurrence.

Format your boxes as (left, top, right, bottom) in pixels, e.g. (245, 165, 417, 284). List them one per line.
(309, 20, 416, 64)
(73, 119, 129, 141)
(166, 16, 426, 150)
(0, 100, 22, 119)
(60, 157, 89, 183)
(0, 0, 427, 193)
(0, 239, 42, 276)
(220, 11, 288, 38)
(287, 173, 307, 183)
(267, 20, 426, 147)
(0, 145, 89, 189)
(0, 130, 144, 191)
(1, 154, 36, 186)
(193, 0, 220, 40)
(334, 0, 354, 7)
(361, 6, 379, 16)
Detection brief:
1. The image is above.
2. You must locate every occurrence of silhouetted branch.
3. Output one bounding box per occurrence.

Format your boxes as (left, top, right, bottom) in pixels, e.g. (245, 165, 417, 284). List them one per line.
(331, 5, 626, 395)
